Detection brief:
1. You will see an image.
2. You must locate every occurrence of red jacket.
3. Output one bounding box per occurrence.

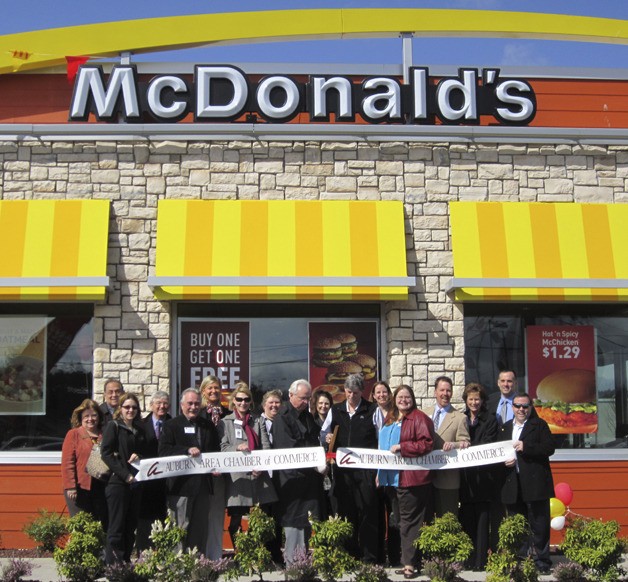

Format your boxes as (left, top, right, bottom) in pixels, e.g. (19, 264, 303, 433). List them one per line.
(398, 409, 435, 488)
(61, 427, 100, 491)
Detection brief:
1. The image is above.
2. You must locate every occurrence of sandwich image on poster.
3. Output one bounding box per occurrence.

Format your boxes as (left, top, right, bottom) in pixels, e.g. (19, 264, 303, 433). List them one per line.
(0, 317, 47, 416)
(525, 325, 597, 434)
(308, 321, 378, 401)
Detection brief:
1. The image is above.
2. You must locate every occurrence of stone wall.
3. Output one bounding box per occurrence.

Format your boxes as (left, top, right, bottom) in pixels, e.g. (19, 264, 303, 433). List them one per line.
(2, 139, 627, 406)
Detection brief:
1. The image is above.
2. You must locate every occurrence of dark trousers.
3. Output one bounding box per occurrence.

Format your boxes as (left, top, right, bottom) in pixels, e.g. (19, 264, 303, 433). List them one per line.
(397, 484, 432, 569)
(64, 479, 108, 532)
(460, 501, 490, 569)
(334, 468, 378, 562)
(376, 486, 401, 566)
(136, 482, 168, 552)
(105, 482, 141, 564)
(489, 498, 506, 551)
(506, 496, 551, 569)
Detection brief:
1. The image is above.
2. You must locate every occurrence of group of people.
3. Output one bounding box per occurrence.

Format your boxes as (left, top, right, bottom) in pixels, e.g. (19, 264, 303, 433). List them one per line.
(61, 369, 556, 577)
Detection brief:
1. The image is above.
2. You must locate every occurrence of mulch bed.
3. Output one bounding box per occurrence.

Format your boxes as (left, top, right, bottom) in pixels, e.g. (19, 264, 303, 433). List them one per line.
(0, 548, 52, 558)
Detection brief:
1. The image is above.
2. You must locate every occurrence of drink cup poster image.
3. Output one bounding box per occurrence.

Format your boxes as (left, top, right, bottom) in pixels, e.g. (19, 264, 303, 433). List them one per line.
(309, 321, 378, 401)
(525, 325, 597, 434)
(0, 316, 47, 416)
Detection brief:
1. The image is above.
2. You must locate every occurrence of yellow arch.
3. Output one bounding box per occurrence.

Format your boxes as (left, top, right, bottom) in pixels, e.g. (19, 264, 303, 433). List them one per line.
(1, 8, 627, 74)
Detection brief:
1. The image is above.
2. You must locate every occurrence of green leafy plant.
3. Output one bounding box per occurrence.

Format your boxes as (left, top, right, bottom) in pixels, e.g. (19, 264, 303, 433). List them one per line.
(227, 505, 276, 581)
(22, 509, 68, 553)
(309, 514, 356, 582)
(485, 514, 538, 582)
(560, 516, 627, 582)
(135, 517, 201, 582)
(53, 511, 105, 582)
(415, 512, 473, 582)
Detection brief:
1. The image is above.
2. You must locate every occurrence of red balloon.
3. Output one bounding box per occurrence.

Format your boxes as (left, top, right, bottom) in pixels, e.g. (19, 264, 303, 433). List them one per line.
(555, 482, 574, 506)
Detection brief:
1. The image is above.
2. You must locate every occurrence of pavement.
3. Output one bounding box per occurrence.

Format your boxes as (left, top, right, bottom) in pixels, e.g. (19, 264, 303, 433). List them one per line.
(2, 554, 610, 581)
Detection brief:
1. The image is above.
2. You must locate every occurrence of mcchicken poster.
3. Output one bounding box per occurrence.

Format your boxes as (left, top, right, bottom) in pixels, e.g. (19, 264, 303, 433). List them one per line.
(309, 321, 379, 401)
(526, 325, 597, 434)
(179, 320, 250, 393)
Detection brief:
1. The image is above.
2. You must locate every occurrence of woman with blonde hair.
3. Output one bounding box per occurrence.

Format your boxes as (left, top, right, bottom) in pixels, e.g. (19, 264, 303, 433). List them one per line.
(61, 399, 108, 527)
(221, 382, 277, 545)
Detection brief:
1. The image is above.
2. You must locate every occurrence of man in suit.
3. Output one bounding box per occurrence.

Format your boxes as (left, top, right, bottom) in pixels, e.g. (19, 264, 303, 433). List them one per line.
(331, 373, 379, 563)
(501, 392, 555, 574)
(99, 379, 123, 425)
(272, 379, 324, 565)
(424, 376, 470, 517)
(159, 388, 220, 553)
(136, 390, 171, 551)
(487, 370, 518, 427)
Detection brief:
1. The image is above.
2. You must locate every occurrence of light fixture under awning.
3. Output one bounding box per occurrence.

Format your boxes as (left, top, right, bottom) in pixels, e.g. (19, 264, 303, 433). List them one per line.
(0, 200, 110, 300)
(448, 201, 628, 302)
(149, 200, 415, 301)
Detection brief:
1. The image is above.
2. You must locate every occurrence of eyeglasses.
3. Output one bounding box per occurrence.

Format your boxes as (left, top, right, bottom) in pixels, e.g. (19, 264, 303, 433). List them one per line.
(234, 397, 251, 403)
(512, 403, 530, 409)
(121, 405, 138, 410)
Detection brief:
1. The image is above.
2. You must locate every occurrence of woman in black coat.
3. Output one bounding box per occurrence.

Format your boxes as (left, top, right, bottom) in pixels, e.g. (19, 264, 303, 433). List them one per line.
(459, 383, 499, 570)
(101, 392, 147, 564)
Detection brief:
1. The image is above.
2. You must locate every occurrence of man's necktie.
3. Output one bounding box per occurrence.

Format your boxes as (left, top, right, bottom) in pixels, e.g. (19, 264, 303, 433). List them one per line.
(433, 408, 442, 430)
(155, 419, 162, 439)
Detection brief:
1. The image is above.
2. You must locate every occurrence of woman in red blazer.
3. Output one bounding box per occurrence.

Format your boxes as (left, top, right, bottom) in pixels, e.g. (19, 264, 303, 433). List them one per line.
(61, 398, 108, 529)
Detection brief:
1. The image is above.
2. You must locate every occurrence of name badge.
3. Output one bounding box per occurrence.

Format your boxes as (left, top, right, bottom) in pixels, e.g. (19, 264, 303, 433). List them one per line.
(184, 427, 196, 434)
(234, 419, 243, 426)
(235, 428, 244, 439)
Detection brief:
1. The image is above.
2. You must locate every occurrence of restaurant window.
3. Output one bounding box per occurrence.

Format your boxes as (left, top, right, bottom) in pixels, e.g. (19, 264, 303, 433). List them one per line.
(176, 303, 382, 406)
(0, 304, 93, 453)
(464, 304, 628, 450)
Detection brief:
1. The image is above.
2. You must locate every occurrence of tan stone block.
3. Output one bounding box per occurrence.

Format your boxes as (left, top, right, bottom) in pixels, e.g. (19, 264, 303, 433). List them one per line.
(326, 176, 357, 192)
(544, 179, 573, 194)
(574, 186, 613, 202)
(153, 351, 170, 377)
(189, 170, 210, 185)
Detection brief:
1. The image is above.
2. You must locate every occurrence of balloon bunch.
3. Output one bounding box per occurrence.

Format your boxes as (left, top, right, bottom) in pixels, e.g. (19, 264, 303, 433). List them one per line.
(549, 482, 574, 531)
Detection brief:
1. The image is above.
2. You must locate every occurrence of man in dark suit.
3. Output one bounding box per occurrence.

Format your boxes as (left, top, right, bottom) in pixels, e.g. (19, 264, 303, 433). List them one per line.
(136, 390, 171, 551)
(331, 373, 379, 563)
(159, 388, 220, 553)
(487, 370, 518, 427)
(501, 393, 555, 574)
(99, 379, 123, 425)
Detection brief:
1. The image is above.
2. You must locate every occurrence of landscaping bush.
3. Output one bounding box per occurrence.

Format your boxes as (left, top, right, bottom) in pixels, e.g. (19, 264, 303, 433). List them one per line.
(309, 514, 356, 582)
(22, 509, 68, 553)
(485, 514, 538, 582)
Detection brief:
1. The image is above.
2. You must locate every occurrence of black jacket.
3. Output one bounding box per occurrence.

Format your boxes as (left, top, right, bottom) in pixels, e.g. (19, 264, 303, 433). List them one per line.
(101, 419, 147, 485)
(331, 398, 377, 449)
(158, 413, 220, 497)
(460, 409, 500, 503)
(500, 416, 555, 504)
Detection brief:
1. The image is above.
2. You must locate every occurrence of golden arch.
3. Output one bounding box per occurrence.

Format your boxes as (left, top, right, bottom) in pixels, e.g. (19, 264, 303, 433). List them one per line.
(1, 8, 627, 74)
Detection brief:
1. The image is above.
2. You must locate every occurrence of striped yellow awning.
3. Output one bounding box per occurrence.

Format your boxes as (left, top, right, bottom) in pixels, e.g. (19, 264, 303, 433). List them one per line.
(149, 200, 414, 300)
(448, 202, 628, 302)
(0, 200, 110, 300)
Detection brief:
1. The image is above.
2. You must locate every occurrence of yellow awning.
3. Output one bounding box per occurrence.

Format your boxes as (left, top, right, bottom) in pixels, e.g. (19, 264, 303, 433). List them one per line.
(149, 200, 414, 300)
(448, 202, 628, 302)
(0, 200, 110, 300)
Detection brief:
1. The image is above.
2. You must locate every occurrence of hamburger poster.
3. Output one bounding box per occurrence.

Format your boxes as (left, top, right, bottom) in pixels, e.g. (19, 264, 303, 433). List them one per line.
(525, 325, 597, 434)
(309, 322, 379, 401)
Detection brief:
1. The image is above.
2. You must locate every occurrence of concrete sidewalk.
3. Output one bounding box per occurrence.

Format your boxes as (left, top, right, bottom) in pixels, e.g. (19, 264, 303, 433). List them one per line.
(0, 556, 573, 581)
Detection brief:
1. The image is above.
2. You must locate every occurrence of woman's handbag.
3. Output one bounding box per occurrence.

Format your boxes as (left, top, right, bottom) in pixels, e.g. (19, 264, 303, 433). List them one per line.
(85, 442, 110, 481)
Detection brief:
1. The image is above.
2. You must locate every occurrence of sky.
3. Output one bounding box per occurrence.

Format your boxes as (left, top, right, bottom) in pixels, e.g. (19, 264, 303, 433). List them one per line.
(1, 1, 628, 71)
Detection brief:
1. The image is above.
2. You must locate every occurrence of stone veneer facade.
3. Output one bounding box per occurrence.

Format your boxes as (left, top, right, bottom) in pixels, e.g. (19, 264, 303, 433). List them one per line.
(2, 138, 627, 407)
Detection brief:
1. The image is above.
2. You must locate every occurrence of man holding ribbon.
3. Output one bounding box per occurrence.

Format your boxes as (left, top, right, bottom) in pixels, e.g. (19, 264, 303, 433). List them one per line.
(159, 388, 220, 553)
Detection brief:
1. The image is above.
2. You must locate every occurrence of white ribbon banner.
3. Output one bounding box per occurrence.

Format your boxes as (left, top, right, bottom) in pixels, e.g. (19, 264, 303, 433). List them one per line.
(134, 446, 326, 482)
(335, 441, 516, 471)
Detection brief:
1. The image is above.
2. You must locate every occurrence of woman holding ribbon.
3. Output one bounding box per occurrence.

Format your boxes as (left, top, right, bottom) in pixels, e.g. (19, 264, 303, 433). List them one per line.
(379, 384, 434, 579)
(221, 382, 277, 546)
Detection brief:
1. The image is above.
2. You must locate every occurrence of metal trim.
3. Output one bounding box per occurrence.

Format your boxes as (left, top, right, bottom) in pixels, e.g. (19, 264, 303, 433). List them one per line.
(445, 277, 628, 294)
(148, 275, 416, 288)
(0, 276, 110, 287)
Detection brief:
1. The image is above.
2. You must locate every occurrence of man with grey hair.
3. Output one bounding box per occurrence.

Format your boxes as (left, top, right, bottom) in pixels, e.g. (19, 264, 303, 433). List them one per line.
(330, 373, 378, 563)
(137, 391, 171, 551)
(272, 379, 324, 564)
(99, 379, 123, 425)
(159, 388, 220, 553)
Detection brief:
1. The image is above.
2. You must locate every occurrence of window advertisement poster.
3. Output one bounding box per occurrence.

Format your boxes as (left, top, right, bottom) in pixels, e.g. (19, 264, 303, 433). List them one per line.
(179, 320, 250, 399)
(0, 316, 47, 416)
(309, 321, 379, 402)
(525, 325, 597, 434)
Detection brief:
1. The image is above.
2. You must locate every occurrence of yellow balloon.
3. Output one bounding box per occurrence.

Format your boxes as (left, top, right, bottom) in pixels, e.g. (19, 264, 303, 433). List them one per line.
(550, 497, 566, 518)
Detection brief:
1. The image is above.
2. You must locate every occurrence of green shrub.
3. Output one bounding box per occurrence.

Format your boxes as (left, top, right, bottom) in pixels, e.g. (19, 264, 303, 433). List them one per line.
(53, 511, 105, 582)
(135, 517, 201, 582)
(309, 514, 356, 582)
(560, 516, 627, 582)
(485, 514, 538, 582)
(415, 513, 473, 582)
(22, 509, 68, 553)
(228, 506, 276, 581)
